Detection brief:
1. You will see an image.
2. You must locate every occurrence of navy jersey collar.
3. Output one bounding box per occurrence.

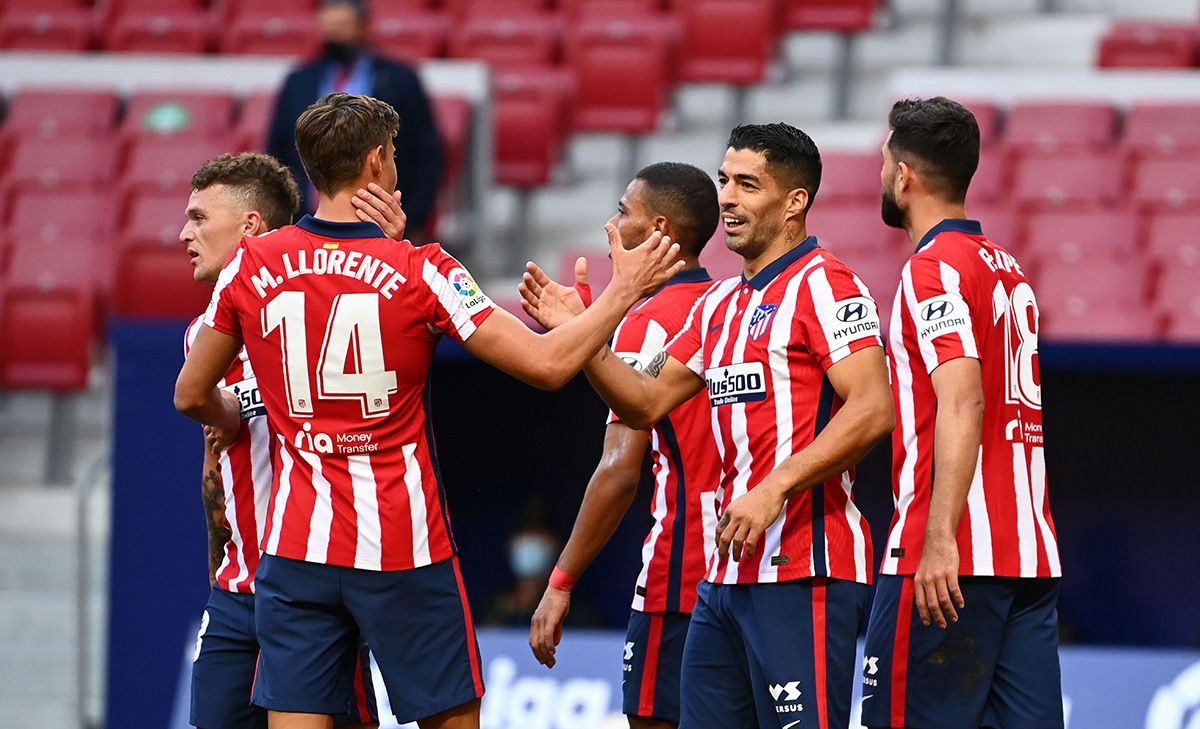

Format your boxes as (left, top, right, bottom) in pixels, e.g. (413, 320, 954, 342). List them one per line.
(296, 214, 388, 239)
(667, 266, 712, 286)
(743, 236, 819, 290)
(915, 219, 982, 252)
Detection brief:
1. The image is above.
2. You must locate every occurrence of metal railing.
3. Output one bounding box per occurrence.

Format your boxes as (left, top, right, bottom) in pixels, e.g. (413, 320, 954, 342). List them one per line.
(75, 450, 110, 729)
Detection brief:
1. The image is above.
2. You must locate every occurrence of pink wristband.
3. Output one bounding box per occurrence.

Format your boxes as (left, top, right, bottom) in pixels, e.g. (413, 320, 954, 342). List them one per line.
(548, 565, 577, 592)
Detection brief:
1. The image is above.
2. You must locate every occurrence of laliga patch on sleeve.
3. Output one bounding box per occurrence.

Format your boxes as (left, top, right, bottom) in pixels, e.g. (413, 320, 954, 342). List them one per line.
(913, 293, 972, 342)
(447, 267, 492, 314)
(820, 296, 881, 347)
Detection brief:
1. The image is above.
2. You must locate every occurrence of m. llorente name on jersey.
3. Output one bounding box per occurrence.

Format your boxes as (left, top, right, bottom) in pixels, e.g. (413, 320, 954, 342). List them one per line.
(250, 247, 408, 300)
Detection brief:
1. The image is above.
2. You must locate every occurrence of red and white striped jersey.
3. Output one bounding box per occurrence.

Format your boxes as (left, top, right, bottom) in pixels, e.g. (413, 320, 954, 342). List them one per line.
(609, 268, 722, 614)
(665, 238, 879, 586)
(184, 318, 273, 594)
(203, 215, 495, 571)
(883, 219, 1061, 578)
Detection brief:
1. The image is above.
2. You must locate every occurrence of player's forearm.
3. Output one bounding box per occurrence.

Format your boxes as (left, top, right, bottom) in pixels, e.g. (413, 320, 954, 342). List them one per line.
(175, 385, 240, 432)
(927, 394, 984, 541)
(556, 463, 643, 579)
(583, 349, 667, 428)
(200, 449, 229, 587)
(533, 284, 641, 389)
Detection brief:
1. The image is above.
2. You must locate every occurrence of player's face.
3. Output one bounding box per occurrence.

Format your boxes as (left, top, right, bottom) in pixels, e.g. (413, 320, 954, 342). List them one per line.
(880, 135, 906, 230)
(607, 178, 658, 252)
(180, 185, 253, 284)
(717, 147, 787, 260)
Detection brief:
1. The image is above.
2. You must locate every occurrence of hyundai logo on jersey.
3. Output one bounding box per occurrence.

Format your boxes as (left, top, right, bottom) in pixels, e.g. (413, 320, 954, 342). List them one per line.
(747, 304, 779, 340)
(837, 301, 869, 322)
(922, 300, 954, 321)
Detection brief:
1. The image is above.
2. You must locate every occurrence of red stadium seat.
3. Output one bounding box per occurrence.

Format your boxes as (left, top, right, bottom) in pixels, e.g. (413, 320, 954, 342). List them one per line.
(806, 203, 907, 258)
(6, 237, 108, 295)
(1145, 212, 1200, 269)
(700, 233, 742, 280)
(558, 248, 612, 294)
(2, 136, 118, 192)
(1122, 103, 1200, 158)
(817, 152, 882, 205)
(559, 0, 663, 20)
(494, 90, 562, 188)
(1019, 210, 1138, 268)
(1005, 101, 1118, 152)
(970, 205, 1019, 250)
(2, 0, 90, 8)
(1011, 151, 1123, 210)
(1132, 156, 1200, 212)
(367, 0, 432, 12)
(449, 16, 562, 69)
(120, 136, 233, 196)
(112, 245, 213, 318)
(566, 24, 671, 133)
(370, 11, 448, 64)
(444, 0, 549, 19)
(221, 10, 319, 57)
(1034, 261, 1148, 320)
(1158, 267, 1200, 342)
(0, 287, 95, 391)
(494, 66, 577, 140)
(1097, 22, 1200, 69)
(235, 93, 277, 152)
(677, 0, 776, 85)
(1039, 299, 1158, 343)
(118, 191, 186, 249)
(968, 152, 1008, 205)
(0, 8, 93, 51)
(431, 95, 471, 192)
(3, 89, 119, 137)
(217, 0, 318, 23)
(104, 0, 207, 14)
(123, 91, 236, 139)
(6, 191, 113, 243)
(784, 0, 878, 32)
(103, 10, 210, 54)
(960, 98, 1003, 147)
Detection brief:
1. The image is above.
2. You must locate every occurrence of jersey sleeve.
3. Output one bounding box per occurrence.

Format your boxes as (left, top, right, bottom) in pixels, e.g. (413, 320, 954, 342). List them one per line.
(608, 310, 678, 425)
(417, 244, 495, 344)
(665, 288, 709, 378)
(901, 254, 978, 374)
(201, 246, 250, 340)
(798, 262, 883, 371)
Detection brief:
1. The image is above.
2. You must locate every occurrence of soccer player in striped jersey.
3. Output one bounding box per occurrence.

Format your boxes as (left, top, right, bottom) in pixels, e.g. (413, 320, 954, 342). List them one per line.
(520, 124, 895, 729)
(174, 93, 683, 729)
(860, 97, 1064, 729)
(180, 152, 381, 729)
(526, 162, 722, 729)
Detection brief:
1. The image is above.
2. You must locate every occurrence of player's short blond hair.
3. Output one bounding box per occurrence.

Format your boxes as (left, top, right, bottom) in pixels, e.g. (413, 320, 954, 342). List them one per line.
(191, 152, 300, 229)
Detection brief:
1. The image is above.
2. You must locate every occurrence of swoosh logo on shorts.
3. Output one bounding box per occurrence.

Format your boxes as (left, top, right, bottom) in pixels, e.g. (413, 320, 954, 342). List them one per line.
(782, 720, 802, 729)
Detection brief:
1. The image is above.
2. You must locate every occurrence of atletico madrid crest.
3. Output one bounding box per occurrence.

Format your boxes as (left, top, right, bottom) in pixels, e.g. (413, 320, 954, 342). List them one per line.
(747, 304, 779, 340)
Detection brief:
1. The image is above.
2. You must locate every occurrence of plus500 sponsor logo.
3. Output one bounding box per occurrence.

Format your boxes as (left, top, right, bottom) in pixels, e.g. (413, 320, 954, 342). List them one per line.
(706, 362, 767, 406)
(379, 655, 616, 729)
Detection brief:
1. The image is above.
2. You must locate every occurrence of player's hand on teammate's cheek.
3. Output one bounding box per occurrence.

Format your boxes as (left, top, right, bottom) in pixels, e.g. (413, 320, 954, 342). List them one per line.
(529, 586, 570, 668)
(353, 183, 407, 241)
(607, 225, 684, 302)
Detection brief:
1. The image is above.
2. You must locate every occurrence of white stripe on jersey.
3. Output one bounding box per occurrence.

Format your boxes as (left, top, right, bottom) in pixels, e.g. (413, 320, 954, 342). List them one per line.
(402, 444, 432, 568)
(266, 436, 295, 556)
(218, 446, 248, 592)
(938, 261, 978, 359)
(1029, 445, 1061, 575)
(348, 454, 383, 570)
(300, 451, 333, 564)
(840, 472, 869, 583)
(203, 248, 245, 329)
(905, 263, 942, 375)
(704, 282, 745, 579)
(1011, 444, 1039, 576)
(760, 270, 808, 576)
(421, 259, 478, 340)
(883, 278, 917, 575)
(965, 446, 994, 575)
(667, 278, 739, 376)
(808, 266, 851, 365)
(633, 429, 669, 612)
(248, 415, 273, 587)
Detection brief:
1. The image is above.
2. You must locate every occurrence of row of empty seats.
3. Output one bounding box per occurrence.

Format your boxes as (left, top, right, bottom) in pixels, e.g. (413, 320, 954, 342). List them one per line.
(1097, 21, 1200, 69)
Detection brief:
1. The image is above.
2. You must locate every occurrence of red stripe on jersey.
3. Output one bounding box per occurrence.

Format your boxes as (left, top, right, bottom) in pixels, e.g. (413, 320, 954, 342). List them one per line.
(665, 242, 879, 586)
(638, 613, 664, 716)
(891, 576, 914, 727)
(812, 577, 829, 729)
(450, 556, 485, 696)
(205, 222, 494, 571)
(884, 223, 1060, 579)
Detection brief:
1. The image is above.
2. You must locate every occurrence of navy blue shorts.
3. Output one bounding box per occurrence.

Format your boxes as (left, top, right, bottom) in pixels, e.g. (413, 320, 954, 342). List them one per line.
(252, 554, 484, 725)
(679, 577, 870, 729)
(861, 575, 1064, 729)
(190, 587, 376, 728)
(623, 610, 690, 723)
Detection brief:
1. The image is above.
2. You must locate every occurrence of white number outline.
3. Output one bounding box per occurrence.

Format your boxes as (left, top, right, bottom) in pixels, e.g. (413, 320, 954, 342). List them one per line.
(992, 280, 1041, 410)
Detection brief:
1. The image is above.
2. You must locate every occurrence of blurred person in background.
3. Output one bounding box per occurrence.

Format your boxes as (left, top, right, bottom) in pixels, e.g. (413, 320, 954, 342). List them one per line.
(484, 500, 562, 627)
(267, 0, 443, 239)
(527, 162, 721, 729)
(180, 152, 403, 729)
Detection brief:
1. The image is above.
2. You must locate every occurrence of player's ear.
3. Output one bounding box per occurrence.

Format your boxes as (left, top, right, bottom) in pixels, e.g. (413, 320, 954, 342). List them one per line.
(786, 187, 810, 218)
(244, 210, 265, 236)
(367, 145, 385, 178)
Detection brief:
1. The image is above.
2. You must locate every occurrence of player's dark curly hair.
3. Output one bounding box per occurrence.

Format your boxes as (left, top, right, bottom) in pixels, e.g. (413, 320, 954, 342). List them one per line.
(295, 92, 400, 197)
(726, 123, 822, 213)
(191, 152, 300, 230)
(635, 162, 719, 256)
(887, 97, 980, 203)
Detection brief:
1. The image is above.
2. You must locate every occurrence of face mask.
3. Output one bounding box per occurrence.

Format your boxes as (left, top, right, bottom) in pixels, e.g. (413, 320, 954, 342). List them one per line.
(509, 534, 556, 578)
(322, 41, 361, 65)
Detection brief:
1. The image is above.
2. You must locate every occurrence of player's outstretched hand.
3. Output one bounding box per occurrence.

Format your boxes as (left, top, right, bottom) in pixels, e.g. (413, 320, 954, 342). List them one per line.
(716, 480, 787, 563)
(913, 535, 965, 629)
(607, 224, 684, 302)
(352, 183, 407, 241)
(519, 261, 587, 331)
(529, 585, 571, 668)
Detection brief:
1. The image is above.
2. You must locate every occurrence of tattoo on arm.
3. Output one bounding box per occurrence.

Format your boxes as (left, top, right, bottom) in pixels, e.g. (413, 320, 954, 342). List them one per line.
(202, 469, 231, 587)
(645, 351, 669, 379)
